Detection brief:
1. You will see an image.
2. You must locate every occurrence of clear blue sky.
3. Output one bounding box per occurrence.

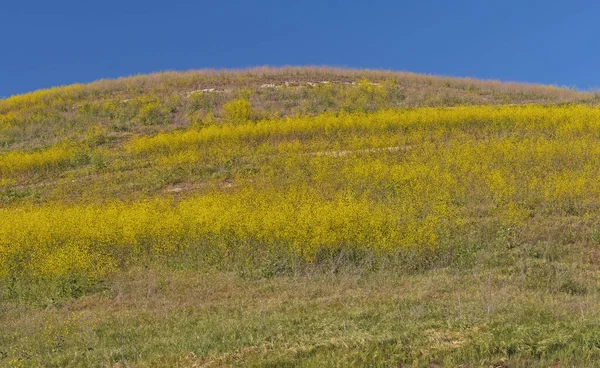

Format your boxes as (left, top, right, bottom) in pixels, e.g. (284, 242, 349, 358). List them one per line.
(2, 0, 599, 97)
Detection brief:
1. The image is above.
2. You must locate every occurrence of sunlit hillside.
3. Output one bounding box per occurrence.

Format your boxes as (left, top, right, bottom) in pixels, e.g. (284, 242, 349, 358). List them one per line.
(2, 68, 600, 367)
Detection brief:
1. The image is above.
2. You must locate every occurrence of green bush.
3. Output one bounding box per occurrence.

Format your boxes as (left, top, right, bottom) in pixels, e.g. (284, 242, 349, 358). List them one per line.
(223, 98, 252, 124)
(135, 101, 170, 125)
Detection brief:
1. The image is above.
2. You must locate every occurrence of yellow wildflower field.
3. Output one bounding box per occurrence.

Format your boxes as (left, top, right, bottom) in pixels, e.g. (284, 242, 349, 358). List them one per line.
(2, 105, 600, 281)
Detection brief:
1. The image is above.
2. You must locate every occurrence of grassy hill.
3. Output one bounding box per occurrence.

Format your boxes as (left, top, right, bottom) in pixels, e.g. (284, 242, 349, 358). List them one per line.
(2, 67, 600, 367)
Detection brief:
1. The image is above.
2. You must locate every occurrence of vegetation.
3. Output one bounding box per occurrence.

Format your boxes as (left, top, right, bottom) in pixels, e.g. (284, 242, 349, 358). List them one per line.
(2, 68, 600, 367)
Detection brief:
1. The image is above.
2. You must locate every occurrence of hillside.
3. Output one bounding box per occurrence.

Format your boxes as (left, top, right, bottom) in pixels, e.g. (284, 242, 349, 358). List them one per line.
(2, 68, 600, 367)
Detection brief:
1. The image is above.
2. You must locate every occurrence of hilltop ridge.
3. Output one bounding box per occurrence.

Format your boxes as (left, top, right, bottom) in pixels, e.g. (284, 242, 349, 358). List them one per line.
(2, 67, 597, 152)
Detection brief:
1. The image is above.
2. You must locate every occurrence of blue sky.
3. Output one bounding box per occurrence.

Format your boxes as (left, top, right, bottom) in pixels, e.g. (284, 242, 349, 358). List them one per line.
(1, 0, 599, 97)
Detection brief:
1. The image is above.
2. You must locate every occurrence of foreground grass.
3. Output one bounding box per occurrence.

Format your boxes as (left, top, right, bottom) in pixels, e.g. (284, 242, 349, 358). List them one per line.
(3, 255, 600, 367)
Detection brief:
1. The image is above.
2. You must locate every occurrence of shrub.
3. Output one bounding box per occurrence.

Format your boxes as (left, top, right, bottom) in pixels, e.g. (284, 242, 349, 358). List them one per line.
(135, 100, 170, 125)
(223, 98, 252, 124)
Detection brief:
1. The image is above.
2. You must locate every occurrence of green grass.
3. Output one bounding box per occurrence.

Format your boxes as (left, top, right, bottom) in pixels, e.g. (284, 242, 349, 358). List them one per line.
(4, 255, 600, 367)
